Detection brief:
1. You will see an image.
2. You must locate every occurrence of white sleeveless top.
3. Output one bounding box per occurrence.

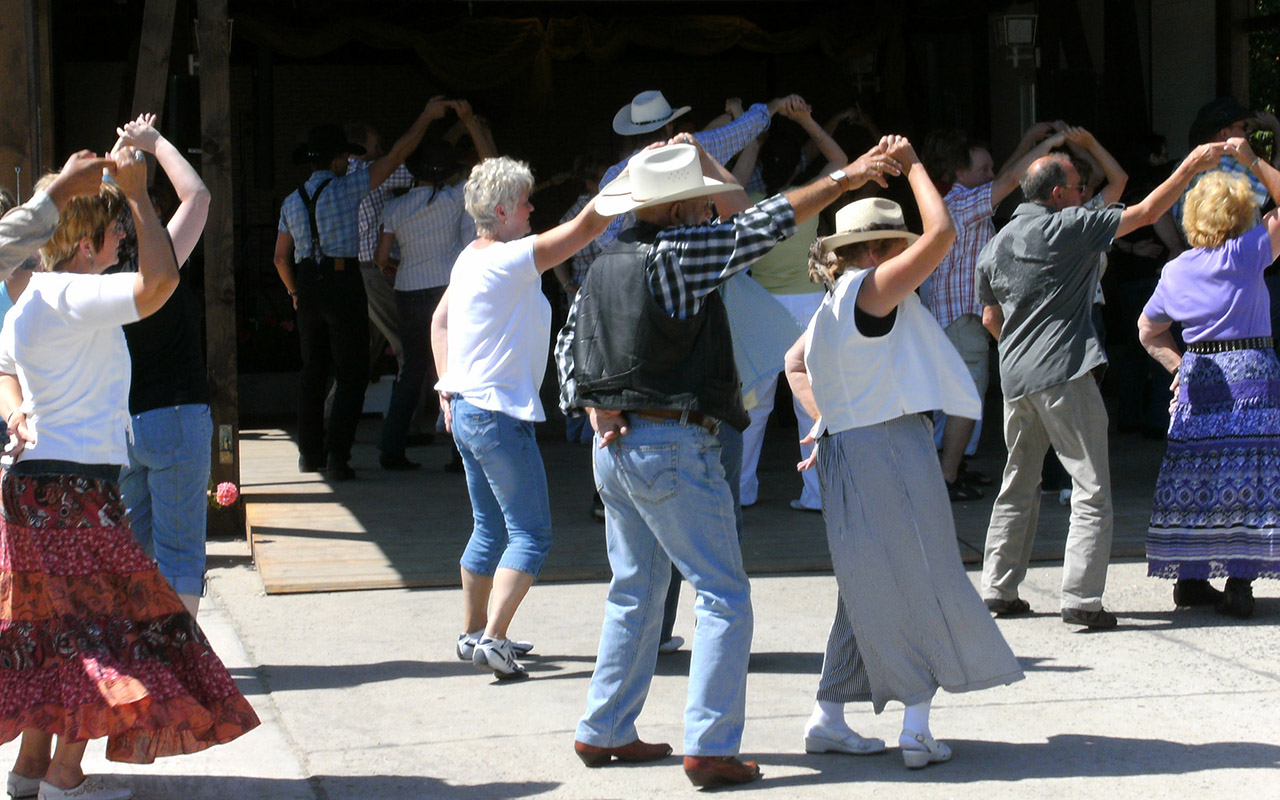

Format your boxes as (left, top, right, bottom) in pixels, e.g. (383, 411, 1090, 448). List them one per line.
(804, 267, 981, 436)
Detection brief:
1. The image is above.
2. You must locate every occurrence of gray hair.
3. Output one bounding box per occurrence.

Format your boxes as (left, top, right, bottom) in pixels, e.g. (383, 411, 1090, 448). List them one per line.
(1020, 154, 1072, 204)
(464, 156, 534, 238)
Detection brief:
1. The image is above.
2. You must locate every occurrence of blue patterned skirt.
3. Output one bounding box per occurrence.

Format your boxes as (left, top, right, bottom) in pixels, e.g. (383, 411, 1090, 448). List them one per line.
(1147, 347, 1280, 580)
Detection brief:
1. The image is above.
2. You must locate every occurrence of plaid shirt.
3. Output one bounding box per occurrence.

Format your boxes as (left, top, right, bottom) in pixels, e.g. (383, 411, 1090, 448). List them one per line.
(594, 103, 773, 250)
(1172, 154, 1270, 238)
(278, 168, 372, 260)
(355, 161, 414, 263)
(556, 193, 797, 414)
(925, 182, 993, 330)
(380, 183, 475, 291)
(558, 193, 605, 285)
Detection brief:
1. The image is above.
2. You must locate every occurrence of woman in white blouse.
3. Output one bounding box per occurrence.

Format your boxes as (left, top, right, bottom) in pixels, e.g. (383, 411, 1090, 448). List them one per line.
(0, 148, 257, 800)
(784, 135, 1023, 769)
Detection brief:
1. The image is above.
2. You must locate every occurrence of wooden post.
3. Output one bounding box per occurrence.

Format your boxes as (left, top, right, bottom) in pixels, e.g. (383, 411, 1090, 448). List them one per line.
(0, 0, 53, 201)
(197, 0, 242, 537)
(131, 0, 177, 185)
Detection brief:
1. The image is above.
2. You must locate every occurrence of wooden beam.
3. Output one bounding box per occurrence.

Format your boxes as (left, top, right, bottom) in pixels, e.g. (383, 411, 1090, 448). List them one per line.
(0, 0, 53, 202)
(131, 0, 177, 185)
(197, 0, 243, 537)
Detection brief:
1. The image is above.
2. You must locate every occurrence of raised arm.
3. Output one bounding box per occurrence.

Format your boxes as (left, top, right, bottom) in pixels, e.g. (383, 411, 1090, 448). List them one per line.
(782, 141, 897, 226)
(532, 195, 611, 274)
(855, 136, 957, 317)
(670, 133, 751, 218)
(991, 123, 1065, 206)
(1229, 136, 1280, 259)
(1063, 126, 1128, 205)
(1, 152, 115, 279)
(114, 147, 179, 317)
(1117, 141, 1229, 238)
(116, 113, 210, 264)
(782, 98, 848, 171)
(368, 96, 450, 189)
(450, 100, 497, 161)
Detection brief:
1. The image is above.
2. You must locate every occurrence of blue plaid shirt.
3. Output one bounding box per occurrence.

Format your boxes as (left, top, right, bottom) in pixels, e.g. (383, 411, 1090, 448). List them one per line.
(594, 103, 773, 250)
(556, 193, 797, 413)
(1172, 154, 1270, 237)
(278, 168, 373, 260)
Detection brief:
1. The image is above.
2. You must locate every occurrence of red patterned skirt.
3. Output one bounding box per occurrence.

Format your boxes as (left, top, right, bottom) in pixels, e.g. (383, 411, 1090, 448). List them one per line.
(0, 470, 259, 763)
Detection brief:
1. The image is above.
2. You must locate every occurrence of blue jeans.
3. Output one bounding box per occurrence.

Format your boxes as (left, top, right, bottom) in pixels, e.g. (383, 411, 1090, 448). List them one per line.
(577, 417, 753, 756)
(119, 404, 213, 596)
(379, 286, 445, 458)
(452, 398, 552, 577)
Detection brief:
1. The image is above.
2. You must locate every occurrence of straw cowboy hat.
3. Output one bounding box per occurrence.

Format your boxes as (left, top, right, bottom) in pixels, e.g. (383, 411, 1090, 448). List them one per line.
(595, 143, 741, 217)
(613, 90, 692, 135)
(819, 198, 920, 250)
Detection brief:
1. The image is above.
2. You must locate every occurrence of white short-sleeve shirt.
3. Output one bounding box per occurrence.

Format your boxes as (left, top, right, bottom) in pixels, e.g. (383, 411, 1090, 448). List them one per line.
(0, 272, 141, 465)
(436, 236, 551, 422)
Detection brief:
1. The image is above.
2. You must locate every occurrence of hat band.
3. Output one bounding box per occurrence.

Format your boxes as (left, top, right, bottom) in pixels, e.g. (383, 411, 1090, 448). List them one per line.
(842, 222, 908, 236)
(632, 110, 671, 125)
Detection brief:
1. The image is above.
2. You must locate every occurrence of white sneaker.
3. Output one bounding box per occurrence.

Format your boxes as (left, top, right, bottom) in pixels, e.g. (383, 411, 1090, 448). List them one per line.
(472, 637, 528, 680)
(456, 633, 533, 661)
(658, 635, 684, 654)
(7, 771, 40, 800)
(37, 777, 131, 800)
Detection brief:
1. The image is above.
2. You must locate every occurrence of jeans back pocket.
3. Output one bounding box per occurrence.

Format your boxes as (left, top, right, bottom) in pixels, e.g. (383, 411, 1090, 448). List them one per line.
(615, 442, 680, 504)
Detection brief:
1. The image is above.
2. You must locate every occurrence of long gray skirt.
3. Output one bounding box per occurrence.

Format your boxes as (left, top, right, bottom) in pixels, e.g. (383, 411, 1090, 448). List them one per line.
(815, 414, 1024, 713)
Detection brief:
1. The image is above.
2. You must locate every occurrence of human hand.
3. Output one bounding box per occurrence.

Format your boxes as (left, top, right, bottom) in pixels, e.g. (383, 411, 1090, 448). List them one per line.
(1225, 136, 1258, 167)
(3, 411, 32, 460)
(846, 142, 897, 190)
(115, 112, 161, 153)
(880, 134, 917, 168)
(450, 100, 475, 125)
(796, 437, 818, 471)
(42, 150, 116, 210)
(1063, 126, 1096, 149)
(111, 146, 149, 200)
(588, 408, 628, 447)
(767, 95, 792, 116)
(725, 97, 744, 119)
(1184, 141, 1228, 173)
(439, 391, 454, 433)
(423, 95, 450, 121)
(778, 95, 811, 121)
(1168, 371, 1181, 415)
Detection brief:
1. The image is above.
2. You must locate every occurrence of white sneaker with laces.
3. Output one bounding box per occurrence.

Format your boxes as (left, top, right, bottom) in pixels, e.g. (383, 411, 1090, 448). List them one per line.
(7, 771, 40, 800)
(472, 637, 528, 680)
(37, 777, 132, 800)
(456, 633, 533, 661)
(657, 635, 684, 654)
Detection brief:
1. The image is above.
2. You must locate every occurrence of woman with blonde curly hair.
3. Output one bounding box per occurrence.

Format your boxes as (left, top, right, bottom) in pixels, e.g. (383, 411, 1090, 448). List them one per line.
(431, 156, 610, 679)
(1139, 137, 1280, 618)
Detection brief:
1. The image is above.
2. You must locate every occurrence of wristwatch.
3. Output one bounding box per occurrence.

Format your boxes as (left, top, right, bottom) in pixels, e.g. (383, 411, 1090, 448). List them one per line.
(828, 169, 849, 189)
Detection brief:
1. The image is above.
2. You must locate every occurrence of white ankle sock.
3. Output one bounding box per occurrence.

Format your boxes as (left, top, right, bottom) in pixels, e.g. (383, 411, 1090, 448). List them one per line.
(901, 699, 932, 746)
(808, 700, 850, 733)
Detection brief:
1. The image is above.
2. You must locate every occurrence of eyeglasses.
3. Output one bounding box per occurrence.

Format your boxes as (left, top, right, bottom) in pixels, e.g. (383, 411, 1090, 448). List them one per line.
(1061, 182, 1087, 192)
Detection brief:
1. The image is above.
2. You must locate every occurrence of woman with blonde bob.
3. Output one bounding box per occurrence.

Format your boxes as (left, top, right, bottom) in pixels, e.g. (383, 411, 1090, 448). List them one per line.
(431, 156, 610, 680)
(784, 135, 1023, 770)
(0, 147, 258, 800)
(1139, 137, 1280, 618)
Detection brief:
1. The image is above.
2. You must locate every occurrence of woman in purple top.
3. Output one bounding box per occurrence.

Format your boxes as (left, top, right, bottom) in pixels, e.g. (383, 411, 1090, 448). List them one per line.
(1138, 137, 1280, 618)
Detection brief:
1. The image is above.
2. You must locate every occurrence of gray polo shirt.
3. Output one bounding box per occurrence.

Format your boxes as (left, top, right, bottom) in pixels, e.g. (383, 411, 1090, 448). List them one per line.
(975, 202, 1122, 400)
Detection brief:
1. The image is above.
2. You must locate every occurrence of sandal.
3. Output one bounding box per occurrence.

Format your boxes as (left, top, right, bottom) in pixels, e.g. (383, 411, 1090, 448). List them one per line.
(947, 478, 983, 502)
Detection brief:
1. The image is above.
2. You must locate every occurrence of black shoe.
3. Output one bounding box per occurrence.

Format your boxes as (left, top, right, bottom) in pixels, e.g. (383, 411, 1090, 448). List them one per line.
(960, 460, 993, 486)
(1217, 578, 1255, 619)
(1061, 606, 1117, 629)
(379, 454, 422, 471)
(325, 462, 356, 481)
(985, 597, 1032, 616)
(299, 455, 324, 473)
(947, 477, 983, 502)
(1172, 578, 1223, 608)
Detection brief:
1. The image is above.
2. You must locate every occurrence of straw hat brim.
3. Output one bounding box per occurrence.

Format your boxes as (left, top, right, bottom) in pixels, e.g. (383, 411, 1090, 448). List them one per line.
(612, 104, 692, 136)
(595, 173, 741, 217)
(819, 229, 920, 250)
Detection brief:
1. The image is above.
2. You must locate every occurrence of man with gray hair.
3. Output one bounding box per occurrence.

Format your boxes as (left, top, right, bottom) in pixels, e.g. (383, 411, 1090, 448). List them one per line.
(975, 136, 1227, 629)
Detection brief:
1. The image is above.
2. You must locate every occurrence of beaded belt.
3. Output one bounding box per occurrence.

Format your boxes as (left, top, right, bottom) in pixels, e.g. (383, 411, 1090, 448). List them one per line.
(1185, 337, 1273, 354)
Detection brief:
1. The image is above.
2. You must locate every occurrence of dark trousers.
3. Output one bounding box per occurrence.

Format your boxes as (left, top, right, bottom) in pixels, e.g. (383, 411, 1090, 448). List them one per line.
(296, 264, 370, 467)
(379, 285, 446, 458)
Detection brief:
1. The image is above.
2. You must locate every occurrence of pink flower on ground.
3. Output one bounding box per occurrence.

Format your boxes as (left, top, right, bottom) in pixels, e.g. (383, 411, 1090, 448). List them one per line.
(215, 482, 239, 506)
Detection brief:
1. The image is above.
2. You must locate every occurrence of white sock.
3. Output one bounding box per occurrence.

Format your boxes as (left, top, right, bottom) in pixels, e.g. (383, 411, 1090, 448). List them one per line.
(901, 699, 932, 746)
(807, 700, 850, 733)
(464, 628, 484, 642)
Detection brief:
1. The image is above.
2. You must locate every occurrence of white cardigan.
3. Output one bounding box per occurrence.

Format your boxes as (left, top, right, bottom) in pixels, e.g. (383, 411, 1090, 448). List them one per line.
(804, 267, 981, 437)
(0, 272, 141, 466)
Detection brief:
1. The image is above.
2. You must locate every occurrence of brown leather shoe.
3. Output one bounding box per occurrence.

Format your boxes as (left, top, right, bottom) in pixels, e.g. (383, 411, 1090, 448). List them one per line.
(683, 755, 762, 788)
(574, 739, 673, 768)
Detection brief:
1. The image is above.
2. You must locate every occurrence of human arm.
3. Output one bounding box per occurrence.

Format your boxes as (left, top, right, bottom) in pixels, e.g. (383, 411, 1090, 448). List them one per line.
(701, 97, 743, 132)
(1138, 314, 1182, 376)
(0, 373, 32, 459)
(991, 123, 1065, 206)
(693, 101, 773, 167)
(430, 287, 453, 432)
(115, 113, 209, 263)
(373, 230, 398, 276)
(783, 334, 820, 471)
(982, 304, 1004, 340)
(782, 140, 899, 226)
(450, 100, 497, 160)
(855, 136, 957, 317)
(532, 195, 610, 274)
(113, 147, 179, 317)
(1063, 126, 1128, 205)
(367, 96, 450, 189)
(0, 152, 116, 278)
(1117, 142, 1230, 238)
(782, 98, 848, 171)
(1230, 136, 1280, 258)
(730, 136, 762, 189)
(273, 231, 298, 309)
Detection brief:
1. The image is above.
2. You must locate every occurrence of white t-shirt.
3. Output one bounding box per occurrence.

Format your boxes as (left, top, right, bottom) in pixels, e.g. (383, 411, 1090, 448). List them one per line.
(436, 236, 550, 422)
(0, 272, 141, 465)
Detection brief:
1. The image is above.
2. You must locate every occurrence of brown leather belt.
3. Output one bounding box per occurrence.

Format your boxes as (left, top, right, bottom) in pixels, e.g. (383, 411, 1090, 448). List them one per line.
(630, 408, 720, 434)
(332, 257, 348, 271)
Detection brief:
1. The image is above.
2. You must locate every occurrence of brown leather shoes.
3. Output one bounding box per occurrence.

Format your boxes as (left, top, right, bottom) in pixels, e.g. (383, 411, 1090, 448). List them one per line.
(683, 755, 762, 788)
(574, 739, 673, 768)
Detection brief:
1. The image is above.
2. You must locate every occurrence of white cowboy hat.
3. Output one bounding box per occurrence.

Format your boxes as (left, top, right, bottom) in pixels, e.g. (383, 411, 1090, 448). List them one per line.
(819, 198, 920, 250)
(612, 90, 693, 135)
(595, 143, 741, 217)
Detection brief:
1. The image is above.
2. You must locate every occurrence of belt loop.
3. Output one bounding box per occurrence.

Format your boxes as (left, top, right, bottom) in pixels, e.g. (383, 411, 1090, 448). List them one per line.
(679, 409, 690, 426)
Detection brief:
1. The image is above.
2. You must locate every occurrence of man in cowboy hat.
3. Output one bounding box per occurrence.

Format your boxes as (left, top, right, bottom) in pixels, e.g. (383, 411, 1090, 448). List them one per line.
(557, 135, 896, 788)
(974, 136, 1228, 630)
(273, 96, 447, 480)
(595, 90, 795, 250)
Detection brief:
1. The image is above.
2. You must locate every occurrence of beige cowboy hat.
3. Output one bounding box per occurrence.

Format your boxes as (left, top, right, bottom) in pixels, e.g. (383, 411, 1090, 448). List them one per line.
(819, 198, 920, 250)
(595, 143, 742, 217)
(613, 90, 692, 135)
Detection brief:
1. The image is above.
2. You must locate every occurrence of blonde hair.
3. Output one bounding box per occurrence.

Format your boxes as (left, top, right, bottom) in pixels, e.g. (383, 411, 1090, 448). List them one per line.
(807, 238, 899, 291)
(464, 156, 534, 238)
(34, 172, 125, 271)
(1182, 170, 1258, 249)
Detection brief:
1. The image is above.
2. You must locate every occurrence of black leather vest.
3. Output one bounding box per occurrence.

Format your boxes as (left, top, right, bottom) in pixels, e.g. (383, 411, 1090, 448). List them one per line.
(572, 229, 750, 432)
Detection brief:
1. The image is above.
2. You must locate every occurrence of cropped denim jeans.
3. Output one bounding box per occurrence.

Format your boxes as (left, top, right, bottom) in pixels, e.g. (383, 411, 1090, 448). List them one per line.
(452, 398, 552, 577)
(576, 417, 754, 756)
